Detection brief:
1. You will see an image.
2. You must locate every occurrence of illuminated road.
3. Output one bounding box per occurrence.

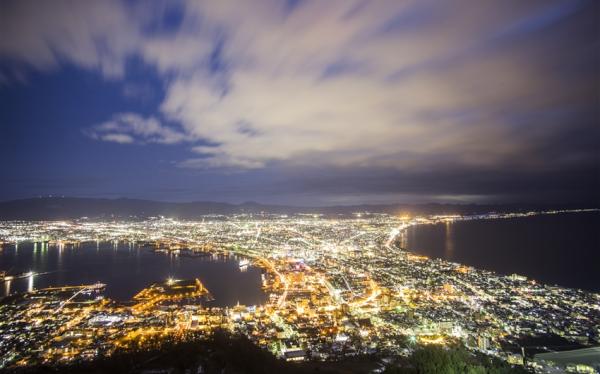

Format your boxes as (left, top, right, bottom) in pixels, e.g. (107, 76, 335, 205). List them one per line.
(56, 283, 106, 312)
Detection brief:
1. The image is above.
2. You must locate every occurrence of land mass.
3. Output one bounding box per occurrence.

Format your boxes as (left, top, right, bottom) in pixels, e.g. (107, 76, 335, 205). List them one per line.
(0, 197, 594, 220)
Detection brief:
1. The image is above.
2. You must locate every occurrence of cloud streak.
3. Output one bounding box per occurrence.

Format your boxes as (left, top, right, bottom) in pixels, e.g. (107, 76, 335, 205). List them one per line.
(1, 0, 597, 203)
(86, 113, 187, 145)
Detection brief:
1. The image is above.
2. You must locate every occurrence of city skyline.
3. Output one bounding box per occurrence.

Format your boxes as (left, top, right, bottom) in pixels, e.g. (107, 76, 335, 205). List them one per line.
(1, 0, 598, 205)
(1, 2, 599, 371)
(1, 210, 599, 372)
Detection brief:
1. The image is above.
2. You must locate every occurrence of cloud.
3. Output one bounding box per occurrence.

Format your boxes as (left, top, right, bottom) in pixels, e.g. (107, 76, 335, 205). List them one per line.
(0, 0, 143, 78)
(86, 113, 187, 145)
(154, 0, 596, 175)
(99, 133, 135, 144)
(1, 0, 598, 202)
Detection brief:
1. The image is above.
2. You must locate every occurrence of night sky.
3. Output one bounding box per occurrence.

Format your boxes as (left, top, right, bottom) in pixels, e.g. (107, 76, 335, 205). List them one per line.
(1, 0, 598, 205)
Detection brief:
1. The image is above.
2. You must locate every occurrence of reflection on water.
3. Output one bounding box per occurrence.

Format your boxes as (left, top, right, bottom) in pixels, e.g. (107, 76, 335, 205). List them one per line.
(399, 230, 408, 249)
(405, 212, 600, 292)
(27, 273, 33, 292)
(0, 242, 266, 307)
(444, 221, 454, 260)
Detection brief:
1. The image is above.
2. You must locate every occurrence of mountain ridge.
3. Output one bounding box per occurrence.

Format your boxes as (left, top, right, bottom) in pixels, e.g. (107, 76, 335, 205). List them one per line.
(0, 197, 595, 220)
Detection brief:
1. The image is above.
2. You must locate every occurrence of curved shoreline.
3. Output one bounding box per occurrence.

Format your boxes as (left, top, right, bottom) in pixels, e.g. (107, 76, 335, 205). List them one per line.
(395, 210, 599, 292)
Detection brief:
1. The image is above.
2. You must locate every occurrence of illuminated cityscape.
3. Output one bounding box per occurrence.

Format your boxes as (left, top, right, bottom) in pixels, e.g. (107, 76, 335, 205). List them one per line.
(1, 0, 598, 372)
(1, 210, 598, 372)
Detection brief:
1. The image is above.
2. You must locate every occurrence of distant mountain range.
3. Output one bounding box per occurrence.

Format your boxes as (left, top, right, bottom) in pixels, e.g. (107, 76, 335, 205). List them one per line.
(0, 197, 594, 220)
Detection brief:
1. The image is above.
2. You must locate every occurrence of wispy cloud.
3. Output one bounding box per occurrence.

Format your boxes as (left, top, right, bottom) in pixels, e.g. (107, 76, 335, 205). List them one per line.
(152, 0, 596, 173)
(1, 0, 597, 202)
(0, 0, 141, 77)
(98, 133, 135, 144)
(85, 113, 187, 145)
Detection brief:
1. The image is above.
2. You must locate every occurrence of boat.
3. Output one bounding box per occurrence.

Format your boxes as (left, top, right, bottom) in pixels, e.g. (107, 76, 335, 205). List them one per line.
(239, 259, 250, 268)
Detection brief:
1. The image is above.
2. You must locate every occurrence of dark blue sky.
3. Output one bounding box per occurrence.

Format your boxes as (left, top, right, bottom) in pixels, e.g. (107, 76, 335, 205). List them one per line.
(0, 0, 598, 205)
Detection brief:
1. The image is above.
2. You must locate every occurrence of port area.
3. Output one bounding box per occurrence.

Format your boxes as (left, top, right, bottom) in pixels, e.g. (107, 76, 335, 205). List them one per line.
(132, 278, 214, 312)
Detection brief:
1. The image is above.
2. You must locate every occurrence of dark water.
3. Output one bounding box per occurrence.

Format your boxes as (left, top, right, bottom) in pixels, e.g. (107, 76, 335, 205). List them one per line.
(0, 242, 266, 307)
(403, 211, 600, 292)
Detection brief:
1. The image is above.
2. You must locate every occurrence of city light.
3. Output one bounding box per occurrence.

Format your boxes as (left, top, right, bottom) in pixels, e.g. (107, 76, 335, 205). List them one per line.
(0, 209, 598, 372)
